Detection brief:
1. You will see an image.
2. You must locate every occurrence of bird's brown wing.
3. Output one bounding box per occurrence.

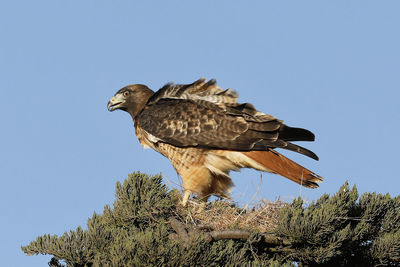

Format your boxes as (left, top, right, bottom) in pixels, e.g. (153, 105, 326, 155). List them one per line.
(138, 98, 318, 160)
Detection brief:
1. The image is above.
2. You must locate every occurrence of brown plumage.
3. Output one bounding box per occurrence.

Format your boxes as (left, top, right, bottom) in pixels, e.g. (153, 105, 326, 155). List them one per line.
(107, 78, 322, 205)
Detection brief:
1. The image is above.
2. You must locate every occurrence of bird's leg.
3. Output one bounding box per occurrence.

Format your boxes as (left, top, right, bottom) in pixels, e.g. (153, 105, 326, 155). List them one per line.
(181, 190, 191, 207)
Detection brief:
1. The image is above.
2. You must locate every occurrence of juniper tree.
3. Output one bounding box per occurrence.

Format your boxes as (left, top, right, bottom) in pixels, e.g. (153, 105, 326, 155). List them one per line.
(22, 172, 400, 266)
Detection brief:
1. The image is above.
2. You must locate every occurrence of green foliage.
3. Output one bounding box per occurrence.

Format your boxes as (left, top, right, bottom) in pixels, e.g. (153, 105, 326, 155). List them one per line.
(275, 182, 400, 266)
(102, 171, 173, 230)
(22, 174, 400, 266)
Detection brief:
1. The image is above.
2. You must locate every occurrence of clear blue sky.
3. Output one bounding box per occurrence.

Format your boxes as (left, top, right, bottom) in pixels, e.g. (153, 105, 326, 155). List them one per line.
(1, 1, 399, 266)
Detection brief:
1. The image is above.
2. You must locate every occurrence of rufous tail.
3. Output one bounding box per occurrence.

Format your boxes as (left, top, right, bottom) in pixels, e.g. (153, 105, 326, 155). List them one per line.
(242, 150, 323, 188)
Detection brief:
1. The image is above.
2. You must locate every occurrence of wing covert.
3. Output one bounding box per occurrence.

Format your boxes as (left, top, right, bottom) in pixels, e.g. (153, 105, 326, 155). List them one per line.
(139, 99, 253, 148)
(138, 98, 294, 152)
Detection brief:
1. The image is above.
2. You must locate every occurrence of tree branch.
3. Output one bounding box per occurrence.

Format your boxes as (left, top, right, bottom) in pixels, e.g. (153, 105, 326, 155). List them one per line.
(167, 217, 290, 247)
(207, 230, 250, 241)
(168, 218, 189, 242)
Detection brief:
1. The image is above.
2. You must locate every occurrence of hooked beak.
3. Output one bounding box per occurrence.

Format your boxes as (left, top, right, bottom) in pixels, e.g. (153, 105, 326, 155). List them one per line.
(107, 94, 124, 112)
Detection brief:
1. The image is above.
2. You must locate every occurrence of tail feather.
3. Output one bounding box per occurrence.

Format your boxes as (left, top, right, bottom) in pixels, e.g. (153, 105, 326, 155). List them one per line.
(242, 150, 323, 188)
(284, 142, 319, 161)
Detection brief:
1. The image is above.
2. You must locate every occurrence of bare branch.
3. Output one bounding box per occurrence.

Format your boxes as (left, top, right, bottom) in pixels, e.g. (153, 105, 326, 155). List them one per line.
(207, 230, 250, 241)
(169, 218, 189, 242)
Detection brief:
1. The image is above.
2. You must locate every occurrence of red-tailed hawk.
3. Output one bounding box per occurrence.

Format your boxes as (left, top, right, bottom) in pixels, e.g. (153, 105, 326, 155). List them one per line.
(107, 79, 322, 206)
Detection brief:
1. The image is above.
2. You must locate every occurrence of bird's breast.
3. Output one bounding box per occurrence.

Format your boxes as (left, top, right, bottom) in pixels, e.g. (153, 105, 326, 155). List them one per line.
(134, 120, 157, 149)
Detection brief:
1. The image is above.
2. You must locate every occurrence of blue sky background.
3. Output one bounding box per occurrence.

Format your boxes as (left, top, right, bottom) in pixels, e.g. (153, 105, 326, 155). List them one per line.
(1, 1, 399, 266)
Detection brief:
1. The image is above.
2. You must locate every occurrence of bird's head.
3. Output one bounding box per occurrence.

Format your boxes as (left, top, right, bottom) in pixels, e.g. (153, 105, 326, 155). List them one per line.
(107, 84, 154, 118)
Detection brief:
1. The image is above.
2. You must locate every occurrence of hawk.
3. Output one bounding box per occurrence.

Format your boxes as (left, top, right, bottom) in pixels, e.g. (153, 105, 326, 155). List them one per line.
(107, 78, 322, 206)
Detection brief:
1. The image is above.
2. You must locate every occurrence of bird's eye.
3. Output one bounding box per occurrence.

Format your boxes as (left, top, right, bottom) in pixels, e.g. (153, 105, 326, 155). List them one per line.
(123, 91, 130, 97)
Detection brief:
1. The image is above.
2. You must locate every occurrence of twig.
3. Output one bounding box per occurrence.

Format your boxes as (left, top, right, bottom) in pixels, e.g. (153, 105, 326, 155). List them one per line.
(333, 216, 371, 221)
(242, 173, 263, 211)
(187, 208, 196, 225)
(164, 174, 184, 190)
(263, 233, 290, 246)
(299, 169, 304, 199)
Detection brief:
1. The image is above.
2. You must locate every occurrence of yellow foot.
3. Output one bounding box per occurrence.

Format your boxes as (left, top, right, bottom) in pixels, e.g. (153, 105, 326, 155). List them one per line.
(181, 190, 191, 207)
(181, 191, 208, 213)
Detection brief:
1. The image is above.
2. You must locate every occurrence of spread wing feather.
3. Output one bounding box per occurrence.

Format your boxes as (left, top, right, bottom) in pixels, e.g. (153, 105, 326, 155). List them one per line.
(139, 79, 319, 160)
(147, 78, 238, 106)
